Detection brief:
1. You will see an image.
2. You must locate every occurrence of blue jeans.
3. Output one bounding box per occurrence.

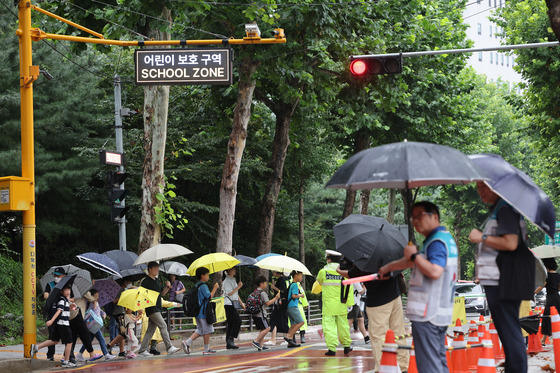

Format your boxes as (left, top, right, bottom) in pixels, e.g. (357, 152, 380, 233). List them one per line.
(109, 315, 118, 342)
(484, 285, 527, 373)
(411, 320, 448, 373)
(79, 330, 108, 356)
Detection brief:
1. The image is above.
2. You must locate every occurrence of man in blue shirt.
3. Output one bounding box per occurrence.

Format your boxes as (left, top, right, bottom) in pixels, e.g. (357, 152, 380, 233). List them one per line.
(182, 267, 220, 355)
(380, 201, 458, 373)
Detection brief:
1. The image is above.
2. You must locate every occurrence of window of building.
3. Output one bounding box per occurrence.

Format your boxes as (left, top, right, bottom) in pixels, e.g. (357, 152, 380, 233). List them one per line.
(489, 0, 492, 6)
(478, 52, 483, 62)
(477, 23, 482, 35)
(495, 52, 498, 64)
(506, 55, 509, 66)
(495, 26, 498, 38)
(489, 25, 492, 37)
(501, 54, 504, 65)
(490, 53, 493, 63)
(494, 0, 497, 7)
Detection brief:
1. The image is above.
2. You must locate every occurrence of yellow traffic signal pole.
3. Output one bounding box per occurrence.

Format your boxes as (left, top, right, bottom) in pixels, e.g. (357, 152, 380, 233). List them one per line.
(15, 0, 285, 357)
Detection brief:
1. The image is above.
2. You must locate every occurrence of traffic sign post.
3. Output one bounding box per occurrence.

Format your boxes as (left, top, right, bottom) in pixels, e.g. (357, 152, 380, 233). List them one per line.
(545, 221, 560, 245)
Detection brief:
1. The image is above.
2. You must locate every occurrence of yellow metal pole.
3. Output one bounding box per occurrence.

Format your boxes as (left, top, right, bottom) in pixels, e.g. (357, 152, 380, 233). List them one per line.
(17, 0, 37, 358)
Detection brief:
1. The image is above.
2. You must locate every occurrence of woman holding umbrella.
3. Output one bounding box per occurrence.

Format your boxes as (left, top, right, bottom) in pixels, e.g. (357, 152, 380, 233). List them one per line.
(222, 267, 244, 349)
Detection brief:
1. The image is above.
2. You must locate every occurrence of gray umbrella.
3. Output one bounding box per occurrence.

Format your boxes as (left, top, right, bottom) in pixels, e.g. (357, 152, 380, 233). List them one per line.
(112, 267, 146, 282)
(103, 250, 147, 271)
(159, 261, 189, 276)
(234, 255, 257, 266)
(40, 265, 92, 299)
(77, 252, 121, 277)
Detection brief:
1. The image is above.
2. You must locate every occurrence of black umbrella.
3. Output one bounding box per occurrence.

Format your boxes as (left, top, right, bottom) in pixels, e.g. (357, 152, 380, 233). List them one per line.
(468, 153, 556, 238)
(519, 315, 542, 335)
(334, 214, 408, 273)
(43, 274, 76, 319)
(327, 141, 487, 241)
(112, 267, 146, 282)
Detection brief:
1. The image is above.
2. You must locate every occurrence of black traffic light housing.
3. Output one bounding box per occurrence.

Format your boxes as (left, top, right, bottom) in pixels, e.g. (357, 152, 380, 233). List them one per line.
(349, 55, 403, 76)
(107, 171, 128, 223)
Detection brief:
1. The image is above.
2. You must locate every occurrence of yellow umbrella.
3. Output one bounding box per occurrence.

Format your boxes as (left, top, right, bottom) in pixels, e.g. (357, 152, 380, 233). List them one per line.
(311, 280, 322, 294)
(117, 286, 160, 311)
(187, 252, 241, 276)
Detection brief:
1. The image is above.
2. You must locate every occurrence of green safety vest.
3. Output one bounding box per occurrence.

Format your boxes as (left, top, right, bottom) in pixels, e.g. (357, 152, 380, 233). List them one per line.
(317, 262, 354, 316)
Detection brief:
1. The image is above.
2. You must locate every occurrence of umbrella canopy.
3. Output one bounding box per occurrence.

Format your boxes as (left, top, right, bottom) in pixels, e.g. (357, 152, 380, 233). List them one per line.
(41, 264, 92, 299)
(133, 244, 193, 266)
(469, 153, 556, 238)
(255, 255, 312, 276)
(43, 274, 76, 318)
(94, 277, 122, 307)
(234, 255, 257, 266)
(103, 250, 146, 271)
(531, 245, 560, 259)
(159, 261, 189, 276)
(117, 286, 160, 312)
(112, 267, 146, 282)
(326, 141, 486, 190)
(187, 253, 241, 276)
(535, 256, 547, 289)
(255, 253, 281, 262)
(334, 214, 408, 273)
(77, 252, 121, 277)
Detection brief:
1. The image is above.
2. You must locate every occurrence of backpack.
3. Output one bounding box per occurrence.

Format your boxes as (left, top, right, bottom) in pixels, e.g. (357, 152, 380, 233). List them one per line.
(245, 289, 264, 315)
(278, 279, 292, 310)
(183, 283, 203, 317)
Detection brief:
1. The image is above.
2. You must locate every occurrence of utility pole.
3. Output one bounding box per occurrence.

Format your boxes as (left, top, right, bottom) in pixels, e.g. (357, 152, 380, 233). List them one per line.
(114, 75, 127, 251)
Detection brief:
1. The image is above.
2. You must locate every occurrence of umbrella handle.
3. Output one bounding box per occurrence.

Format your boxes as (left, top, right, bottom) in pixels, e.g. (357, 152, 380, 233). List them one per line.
(342, 274, 379, 285)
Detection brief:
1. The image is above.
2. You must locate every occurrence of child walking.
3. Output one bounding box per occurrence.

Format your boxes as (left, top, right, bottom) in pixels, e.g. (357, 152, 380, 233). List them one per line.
(124, 308, 141, 358)
(251, 276, 280, 350)
(31, 284, 76, 368)
(284, 271, 305, 348)
(77, 289, 115, 361)
(181, 267, 219, 355)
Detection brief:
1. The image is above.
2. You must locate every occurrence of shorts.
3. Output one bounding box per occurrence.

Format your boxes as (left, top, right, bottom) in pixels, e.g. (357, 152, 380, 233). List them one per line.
(287, 307, 304, 325)
(252, 316, 269, 331)
(50, 324, 73, 344)
(195, 317, 214, 335)
(347, 305, 363, 320)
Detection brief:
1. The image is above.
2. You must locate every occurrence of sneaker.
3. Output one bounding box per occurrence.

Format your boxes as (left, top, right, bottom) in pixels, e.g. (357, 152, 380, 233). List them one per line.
(284, 337, 300, 348)
(126, 352, 136, 359)
(47, 357, 54, 362)
(364, 335, 370, 344)
(182, 341, 190, 355)
(30, 344, 38, 359)
(262, 345, 270, 351)
(263, 340, 275, 346)
(104, 354, 116, 361)
(202, 349, 217, 355)
(61, 360, 77, 368)
(107, 345, 113, 355)
(69, 358, 77, 365)
(149, 349, 161, 355)
(167, 346, 180, 355)
(75, 353, 86, 362)
(252, 341, 262, 351)
(138, 350, 152, 357)
(89, 353, 103, 362)
(344, 346, 353, 354)
(325, 350, 336, 356)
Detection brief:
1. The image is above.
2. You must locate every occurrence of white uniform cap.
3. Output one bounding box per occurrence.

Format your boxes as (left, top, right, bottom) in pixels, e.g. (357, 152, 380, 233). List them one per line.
(325, 250, 342, 257)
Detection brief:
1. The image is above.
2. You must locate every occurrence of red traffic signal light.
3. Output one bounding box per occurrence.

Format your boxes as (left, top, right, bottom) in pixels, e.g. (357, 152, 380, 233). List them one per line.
(349, 55, 403, 76)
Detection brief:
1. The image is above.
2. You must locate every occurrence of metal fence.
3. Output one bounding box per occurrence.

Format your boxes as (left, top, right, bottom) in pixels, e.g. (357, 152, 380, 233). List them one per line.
(161, 299, 323, 335)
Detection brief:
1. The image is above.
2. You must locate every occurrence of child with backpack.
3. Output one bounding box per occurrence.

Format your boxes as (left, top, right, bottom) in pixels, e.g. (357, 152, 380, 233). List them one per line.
(284, 271, 306, 348)
(31, 284, 76, 368)
(248, 276, 280, 350)
(181, 267, 220, 355)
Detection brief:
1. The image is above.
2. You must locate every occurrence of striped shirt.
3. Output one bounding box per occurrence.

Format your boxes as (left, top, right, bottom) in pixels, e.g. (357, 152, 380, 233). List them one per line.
(54, 296, 70, 326)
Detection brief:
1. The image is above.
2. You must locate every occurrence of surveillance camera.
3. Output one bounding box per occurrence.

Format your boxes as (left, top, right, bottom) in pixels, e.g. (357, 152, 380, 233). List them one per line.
(39, 69, 54, 80)
(245, 23, 261, 38)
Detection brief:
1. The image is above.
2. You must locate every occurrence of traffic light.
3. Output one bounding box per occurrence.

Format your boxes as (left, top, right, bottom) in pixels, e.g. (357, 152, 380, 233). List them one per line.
(349, 55, 403, 76)
(107, 171, 128, 223)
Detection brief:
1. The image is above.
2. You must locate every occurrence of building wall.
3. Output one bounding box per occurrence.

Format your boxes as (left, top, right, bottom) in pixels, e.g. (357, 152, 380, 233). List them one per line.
(463, 0, 523, 86)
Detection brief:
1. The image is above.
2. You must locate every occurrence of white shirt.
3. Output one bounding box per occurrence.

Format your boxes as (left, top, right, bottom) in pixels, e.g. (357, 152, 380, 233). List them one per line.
(353, 282, 364, 309)
(223, 275, 239, 306)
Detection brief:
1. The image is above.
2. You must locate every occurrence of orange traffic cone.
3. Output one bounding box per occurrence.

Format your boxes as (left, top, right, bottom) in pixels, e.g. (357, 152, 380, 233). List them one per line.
(379, 329, 400, 373)
(527, 311, 542, 354)
(408, 340, 418, 373)
(466, 320, 479, 370)
(550, 306, 560, 369)
(446, 334, 454, 373)
(477, 329, 496, 373)
(479, 314, 486, 332)
(451, 319, 470, 373)
(489, 321, 504, 360)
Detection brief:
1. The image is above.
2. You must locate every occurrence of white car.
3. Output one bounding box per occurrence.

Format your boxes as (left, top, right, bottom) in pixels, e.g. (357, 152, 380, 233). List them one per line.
(455, 282, 489, 316)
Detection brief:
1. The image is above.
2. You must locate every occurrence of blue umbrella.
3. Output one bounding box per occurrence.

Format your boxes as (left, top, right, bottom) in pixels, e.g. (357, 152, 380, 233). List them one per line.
(255, 253, 282, 262)
(234, 255, 257, 266)
(77, 252, 121, 277)
(469, 153, 556, 238)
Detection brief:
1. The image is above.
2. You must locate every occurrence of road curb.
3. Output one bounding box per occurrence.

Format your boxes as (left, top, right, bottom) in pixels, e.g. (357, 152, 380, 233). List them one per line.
(0, 358, 55, 373)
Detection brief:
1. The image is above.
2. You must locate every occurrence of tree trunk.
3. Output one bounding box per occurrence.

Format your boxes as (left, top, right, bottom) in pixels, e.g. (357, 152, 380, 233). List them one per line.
(341, 131, 370, 219)
(255, 102, 299, 266)
(454, 208, 462, 280)
(216, 58, 259, 255)
(359, 190, 370, 215)
(138, 8, 172, 253)
(386, 188, 396, 223)
(298, 159, 305, 290)
(399, 188, 415, 244)
(546, 0, 560, 41)
(341, 190, 357, 219)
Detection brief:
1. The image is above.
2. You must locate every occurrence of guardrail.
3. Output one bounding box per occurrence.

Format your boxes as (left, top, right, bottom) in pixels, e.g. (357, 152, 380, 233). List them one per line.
(162, 299, 323, 334)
